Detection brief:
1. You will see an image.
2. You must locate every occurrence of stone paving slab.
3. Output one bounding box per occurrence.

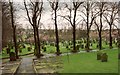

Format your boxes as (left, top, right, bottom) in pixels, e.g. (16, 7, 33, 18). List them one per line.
(0, 58, 22, 75)
(15, 55, 36, 74)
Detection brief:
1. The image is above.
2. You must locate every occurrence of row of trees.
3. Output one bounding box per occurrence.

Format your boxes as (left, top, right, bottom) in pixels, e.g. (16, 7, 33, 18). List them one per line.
(2, 0, 119, 59)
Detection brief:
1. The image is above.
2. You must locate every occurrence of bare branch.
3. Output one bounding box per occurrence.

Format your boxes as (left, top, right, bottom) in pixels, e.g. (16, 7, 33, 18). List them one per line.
(24, 0, 33, 26)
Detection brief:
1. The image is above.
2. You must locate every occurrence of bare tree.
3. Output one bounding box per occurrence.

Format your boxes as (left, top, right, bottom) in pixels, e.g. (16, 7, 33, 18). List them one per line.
(49, 0, 61, 55)
(94, 2, 108, 50)
(103, 2, 118, 49)
(80, 1, 98, 51)
(59, 1, 83, 52)
(24, 0, 43, 58)
(9, 1, 19, 59)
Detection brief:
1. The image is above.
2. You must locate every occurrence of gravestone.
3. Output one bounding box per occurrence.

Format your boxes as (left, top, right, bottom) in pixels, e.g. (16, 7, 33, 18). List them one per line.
(6, 47, 10, 54)
(97, 51, 102, 60)
(105, 41, 108, 45)
(66, 45, 69, 49)
(43, 47, 46, 52)
(101, 53, 108, 62)
(90, 43, 92, 46)
(81, 44, 84, 49)
(118, 43, 120, 48)
(19, 49, 22, 53)
(96, 44, 99, 48)
(9, 52, 16, 61)
(76, 45, 80, 51)
(22, 44, 25, 48)
(118, 53, 120, 59)
(28, 47, 31, 51)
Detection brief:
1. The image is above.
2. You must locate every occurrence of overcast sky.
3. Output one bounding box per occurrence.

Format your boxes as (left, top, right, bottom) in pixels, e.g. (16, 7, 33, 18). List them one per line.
(5, 0, 119, 30)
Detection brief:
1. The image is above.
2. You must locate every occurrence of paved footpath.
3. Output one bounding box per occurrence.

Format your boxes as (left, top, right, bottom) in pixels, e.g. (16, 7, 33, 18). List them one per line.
(15, 54, 36, 75)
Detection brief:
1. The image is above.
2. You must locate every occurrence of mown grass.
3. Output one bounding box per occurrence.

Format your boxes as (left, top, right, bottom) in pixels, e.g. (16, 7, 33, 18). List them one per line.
(59, 49, 118, 73)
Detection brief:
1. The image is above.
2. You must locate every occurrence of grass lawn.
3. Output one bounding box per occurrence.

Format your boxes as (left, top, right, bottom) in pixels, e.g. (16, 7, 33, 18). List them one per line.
(59, 49, 118, 73)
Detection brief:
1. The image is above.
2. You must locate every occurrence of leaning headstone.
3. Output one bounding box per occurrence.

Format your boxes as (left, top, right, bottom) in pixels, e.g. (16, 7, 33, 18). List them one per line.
(97, 51, 102, 60)
(101, 53, 108, 62)
(9, 52, 16, 61)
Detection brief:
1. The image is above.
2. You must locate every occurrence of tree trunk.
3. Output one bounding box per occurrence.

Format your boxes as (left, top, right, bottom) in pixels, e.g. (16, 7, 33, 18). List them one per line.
(99, 31, 102, 50)
(86, 30, 90, 51)
(36, 27, 41, 57)
(99, 9, 103, 50)
(109, 25, 112, 49)
(55, 9, 60, 55)
(10, 2, 18, 59)
(73, 9, 77, 52)
(13, 27, 18, 59)
(33, 27, 37, 56)
(86, 3, 90, 51)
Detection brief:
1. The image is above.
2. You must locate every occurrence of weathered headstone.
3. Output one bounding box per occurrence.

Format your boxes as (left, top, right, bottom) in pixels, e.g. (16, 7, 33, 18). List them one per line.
(66, 45, 69, 49)
(6, 47, 10, 54)
(81, 44, 84, 49)
(9, 52, 16, 61)
(76, 45, 80, 51)
(28, 47, 31, 51)
(101, 53, 108, 62)
(43, 47, 46, 52)
(19, 49, 22, 53)
(97, 51, 102, 60)
(119, 53, 120, 59)
(96, 44, 99, 48)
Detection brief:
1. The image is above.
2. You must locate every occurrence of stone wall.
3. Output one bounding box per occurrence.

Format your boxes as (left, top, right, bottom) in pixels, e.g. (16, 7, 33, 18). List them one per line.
(0, 3, 2, 51)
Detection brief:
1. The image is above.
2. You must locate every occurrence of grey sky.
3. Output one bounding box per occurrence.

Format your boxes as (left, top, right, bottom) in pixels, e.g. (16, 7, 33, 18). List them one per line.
(6, 0, 119, 29)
